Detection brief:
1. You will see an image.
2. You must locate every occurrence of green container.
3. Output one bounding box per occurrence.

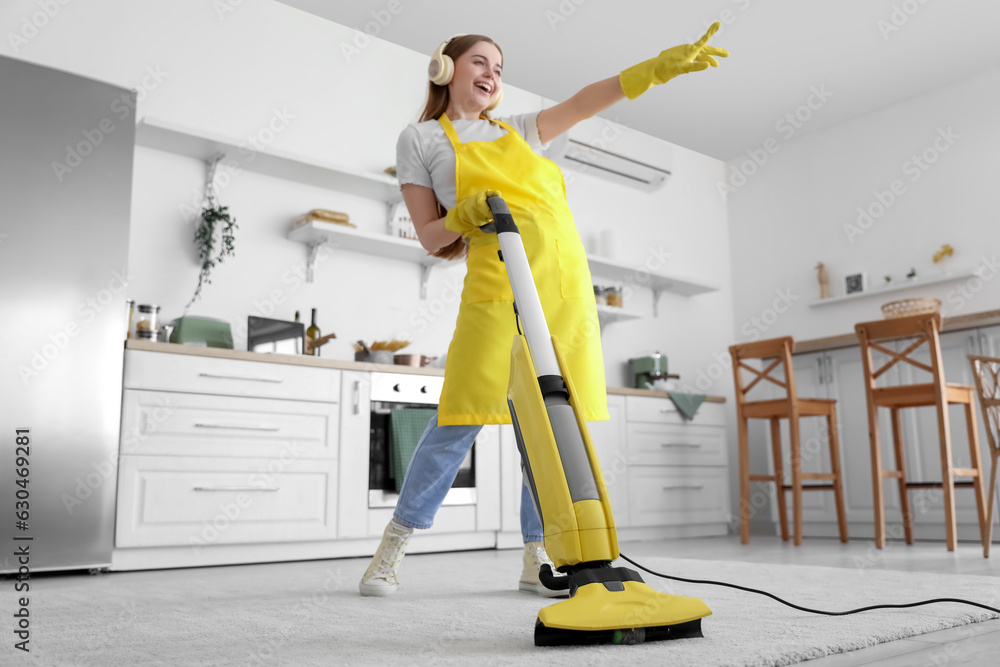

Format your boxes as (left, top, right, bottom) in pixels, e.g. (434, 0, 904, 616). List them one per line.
(169, 316, 233, 349)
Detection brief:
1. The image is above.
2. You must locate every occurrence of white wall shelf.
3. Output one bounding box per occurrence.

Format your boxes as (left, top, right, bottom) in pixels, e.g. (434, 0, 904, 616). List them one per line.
(136, 116, 716, 310)
(596, 304, 643, 326)
(809, 271, 974, 307)
(586, 255, 719, 316)
(135, 116, 402, 204)
(287, 220, 453, 298)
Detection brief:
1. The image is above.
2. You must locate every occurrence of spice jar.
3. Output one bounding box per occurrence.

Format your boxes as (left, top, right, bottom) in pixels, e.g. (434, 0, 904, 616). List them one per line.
(593, 285, 607, 306)
(606, 286, 623, 308)
(134, 304, 160, 337)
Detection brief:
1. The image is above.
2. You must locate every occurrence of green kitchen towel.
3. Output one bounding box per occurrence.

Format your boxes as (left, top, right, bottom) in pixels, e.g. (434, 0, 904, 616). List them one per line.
(669, 392, 706, 421)
(389, 409, 436, 492)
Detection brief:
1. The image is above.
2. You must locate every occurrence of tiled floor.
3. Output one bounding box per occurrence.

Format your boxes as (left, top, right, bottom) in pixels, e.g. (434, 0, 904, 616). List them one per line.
(621, 535, 1000, 665)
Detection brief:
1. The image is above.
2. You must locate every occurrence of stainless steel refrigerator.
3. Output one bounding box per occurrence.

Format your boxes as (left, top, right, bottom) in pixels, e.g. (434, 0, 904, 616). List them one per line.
(0, 55, 134, 572)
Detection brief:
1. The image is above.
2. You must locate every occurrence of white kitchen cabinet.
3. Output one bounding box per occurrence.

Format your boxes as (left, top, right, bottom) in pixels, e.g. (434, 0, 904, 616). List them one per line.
(115, 455, 338, 548)
(123, 348, 339, 402)
(624, 395, 729, 535)
(119, 389, 338, 460)
(978, 324, 1000, 357)
(337, 370, 371, 539)
(628, 467, 729, 527)
(114, 349, 342, 569)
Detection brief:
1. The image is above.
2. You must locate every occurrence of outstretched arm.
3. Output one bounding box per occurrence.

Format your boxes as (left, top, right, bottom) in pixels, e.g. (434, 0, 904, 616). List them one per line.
(536, 76, 625, 146)
(536, 22, 728, 145)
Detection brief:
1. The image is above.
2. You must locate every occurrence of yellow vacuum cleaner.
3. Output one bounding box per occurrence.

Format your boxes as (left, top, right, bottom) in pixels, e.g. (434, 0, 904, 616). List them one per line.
(483, 196, 712, 646)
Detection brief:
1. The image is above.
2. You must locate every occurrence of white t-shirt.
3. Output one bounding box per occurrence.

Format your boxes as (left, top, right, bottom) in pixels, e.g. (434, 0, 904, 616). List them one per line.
(395, 111, 553, 211)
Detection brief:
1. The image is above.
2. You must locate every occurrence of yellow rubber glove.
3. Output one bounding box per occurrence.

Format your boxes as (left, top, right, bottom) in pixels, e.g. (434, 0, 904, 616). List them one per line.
(619, 22, 729, 100)
(444, 189, 501, 236)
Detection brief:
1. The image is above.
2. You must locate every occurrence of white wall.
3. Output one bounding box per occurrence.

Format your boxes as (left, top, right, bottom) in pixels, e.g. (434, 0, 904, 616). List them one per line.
(728, 66, 1000, 346)
(1, 0, 734, 397)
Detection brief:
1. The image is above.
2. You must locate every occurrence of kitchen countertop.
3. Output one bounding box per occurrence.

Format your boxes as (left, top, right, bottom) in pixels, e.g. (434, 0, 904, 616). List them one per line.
(794, 308, 1000, 354)
(125, 340, 726, 403)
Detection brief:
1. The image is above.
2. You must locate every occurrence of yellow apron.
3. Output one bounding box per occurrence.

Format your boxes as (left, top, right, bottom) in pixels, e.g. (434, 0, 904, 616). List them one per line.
(436, 113, 609, 426)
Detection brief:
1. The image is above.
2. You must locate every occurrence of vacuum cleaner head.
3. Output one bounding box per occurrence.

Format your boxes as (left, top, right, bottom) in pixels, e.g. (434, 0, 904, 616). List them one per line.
(534, 564, 711, 646)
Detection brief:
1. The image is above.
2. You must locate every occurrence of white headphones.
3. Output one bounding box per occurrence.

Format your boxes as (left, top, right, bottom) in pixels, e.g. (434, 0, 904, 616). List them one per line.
(428, 33, 503, 107)
(428, 33, 467, 86)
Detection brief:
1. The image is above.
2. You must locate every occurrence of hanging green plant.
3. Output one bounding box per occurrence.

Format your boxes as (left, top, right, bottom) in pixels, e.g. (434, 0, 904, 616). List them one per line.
(184, 155, 238, 315)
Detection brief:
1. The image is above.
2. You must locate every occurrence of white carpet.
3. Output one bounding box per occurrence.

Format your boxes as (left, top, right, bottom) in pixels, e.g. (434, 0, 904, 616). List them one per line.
(18, 551, 1000, 666)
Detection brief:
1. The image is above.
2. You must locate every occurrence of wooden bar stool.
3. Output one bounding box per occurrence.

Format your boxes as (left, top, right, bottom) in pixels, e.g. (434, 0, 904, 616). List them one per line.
(968, 354, 1000, 558)
(855, 313, 988, 552)
(729, 337, 848, 546)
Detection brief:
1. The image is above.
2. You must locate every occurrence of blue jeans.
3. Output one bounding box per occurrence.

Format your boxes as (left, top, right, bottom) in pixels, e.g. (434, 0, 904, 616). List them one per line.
(393, 411, 544, 544)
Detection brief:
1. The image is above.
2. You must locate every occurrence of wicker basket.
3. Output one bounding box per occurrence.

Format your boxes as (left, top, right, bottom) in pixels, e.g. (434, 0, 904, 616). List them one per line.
(881, 297, 941, 319)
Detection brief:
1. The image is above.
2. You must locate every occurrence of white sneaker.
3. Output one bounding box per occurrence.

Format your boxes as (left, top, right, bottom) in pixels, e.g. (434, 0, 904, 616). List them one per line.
(518, 542, 568, 598)
(359, 521, 412, 597)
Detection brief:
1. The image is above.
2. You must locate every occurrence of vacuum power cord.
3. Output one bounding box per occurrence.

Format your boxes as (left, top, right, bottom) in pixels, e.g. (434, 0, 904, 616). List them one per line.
(618, 553, 1000, 617)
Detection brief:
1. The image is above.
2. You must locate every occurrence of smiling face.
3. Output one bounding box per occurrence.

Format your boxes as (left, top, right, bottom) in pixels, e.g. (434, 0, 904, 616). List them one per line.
(447, 40, 503, 117)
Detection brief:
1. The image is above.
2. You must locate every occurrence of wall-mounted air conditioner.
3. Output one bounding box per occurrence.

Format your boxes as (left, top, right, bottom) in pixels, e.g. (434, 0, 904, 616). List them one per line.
(548, 115, 672, 192)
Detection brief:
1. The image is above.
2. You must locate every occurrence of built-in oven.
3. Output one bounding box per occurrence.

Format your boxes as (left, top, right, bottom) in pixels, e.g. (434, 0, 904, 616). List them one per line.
(368, 372, 477, 508)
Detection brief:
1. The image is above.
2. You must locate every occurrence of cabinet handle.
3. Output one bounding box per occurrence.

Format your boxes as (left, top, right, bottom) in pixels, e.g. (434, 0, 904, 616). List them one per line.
(817, 358, 824, 385)
(824, 357, 833, 384)
(194, 423, 281, 432)
(662, 484, 704, 491)
(658, 408, 675, 413)
(193, 485, 279, 492)
(661, 443, 701, 448)
(353, 380, 361, 415)
(198, 372, 284, 384)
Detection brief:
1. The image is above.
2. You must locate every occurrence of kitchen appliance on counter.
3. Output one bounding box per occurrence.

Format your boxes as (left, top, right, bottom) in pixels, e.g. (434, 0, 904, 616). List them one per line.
(628, 352, 679, 389)
(393, 354, 438, 367)
(1, 56, 135, 572)
(169, 315, 234, 348)
(368, 372, 476, 508)
(247, 316, 304, 355)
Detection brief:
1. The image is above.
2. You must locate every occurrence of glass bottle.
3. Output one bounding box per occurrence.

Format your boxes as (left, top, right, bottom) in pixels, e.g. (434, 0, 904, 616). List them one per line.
(306, 308, 321, 357)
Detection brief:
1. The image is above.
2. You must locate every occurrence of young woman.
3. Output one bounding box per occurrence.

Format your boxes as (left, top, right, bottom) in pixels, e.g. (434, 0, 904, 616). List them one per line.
(360, 27, 728, 597)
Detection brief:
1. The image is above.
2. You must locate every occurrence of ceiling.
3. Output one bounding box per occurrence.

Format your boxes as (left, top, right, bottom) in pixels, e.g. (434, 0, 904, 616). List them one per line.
(277, 0, 1000, 160)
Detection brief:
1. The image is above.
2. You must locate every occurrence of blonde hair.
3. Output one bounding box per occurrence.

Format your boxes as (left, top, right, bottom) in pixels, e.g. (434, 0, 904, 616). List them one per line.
(419, 35, 503, 261)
